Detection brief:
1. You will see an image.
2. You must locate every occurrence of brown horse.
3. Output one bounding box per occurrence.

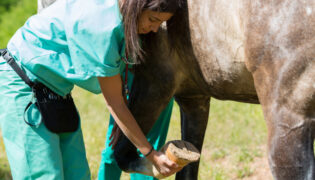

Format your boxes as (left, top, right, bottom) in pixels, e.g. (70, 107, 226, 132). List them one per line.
(114, 0, 315, 179)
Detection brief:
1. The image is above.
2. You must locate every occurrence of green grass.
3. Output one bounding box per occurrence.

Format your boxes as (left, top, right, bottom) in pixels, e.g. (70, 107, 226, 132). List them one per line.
(0, 87, 269, 180)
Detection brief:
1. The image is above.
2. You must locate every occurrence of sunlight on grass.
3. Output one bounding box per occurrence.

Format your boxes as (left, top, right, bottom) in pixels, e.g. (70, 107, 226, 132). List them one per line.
(0, 87, 268, 180)
(236, 165, 253, 179)
(0, 131, 11, 180)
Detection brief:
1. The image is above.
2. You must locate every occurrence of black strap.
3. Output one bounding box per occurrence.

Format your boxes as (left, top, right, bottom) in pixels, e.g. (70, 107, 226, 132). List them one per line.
(0, 49, 6, 55)
(1, 49, 35, 88)
(23, 101, 41, 127)
(1, 49, 40, 126)
(143, 146, 154, 157)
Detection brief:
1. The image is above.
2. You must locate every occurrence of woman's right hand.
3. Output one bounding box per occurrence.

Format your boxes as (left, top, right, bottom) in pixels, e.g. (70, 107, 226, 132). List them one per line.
(146, 150, 182, 177)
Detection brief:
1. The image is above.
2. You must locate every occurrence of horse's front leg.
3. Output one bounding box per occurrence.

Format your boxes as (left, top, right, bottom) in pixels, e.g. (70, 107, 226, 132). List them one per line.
(246, 2, 315, 179)
(114, 64, 176, 175)
(267, 107, 315, 180)
(249, 58, 315, 180)
(175, 96, 210, 180)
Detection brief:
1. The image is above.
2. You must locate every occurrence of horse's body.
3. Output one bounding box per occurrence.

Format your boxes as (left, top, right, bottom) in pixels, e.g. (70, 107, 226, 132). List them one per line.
(114, 0, 315, 179)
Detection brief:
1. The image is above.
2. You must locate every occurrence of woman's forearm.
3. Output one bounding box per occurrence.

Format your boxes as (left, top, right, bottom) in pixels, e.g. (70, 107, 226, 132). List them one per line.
(106, 99, 153, 155)
(98, 75, 152, 156)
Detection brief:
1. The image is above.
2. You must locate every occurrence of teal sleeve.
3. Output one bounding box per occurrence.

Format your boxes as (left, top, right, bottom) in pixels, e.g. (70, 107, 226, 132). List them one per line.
(62, 0, 126, 93)
(64, 0, 124, 78)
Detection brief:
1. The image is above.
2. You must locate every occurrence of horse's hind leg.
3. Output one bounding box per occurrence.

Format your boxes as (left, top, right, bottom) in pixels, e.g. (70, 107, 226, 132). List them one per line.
(174, 96, 210, 180)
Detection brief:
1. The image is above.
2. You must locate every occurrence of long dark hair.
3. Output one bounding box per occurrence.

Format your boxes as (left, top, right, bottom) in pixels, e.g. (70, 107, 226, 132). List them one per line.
(120, 0, 182, 63)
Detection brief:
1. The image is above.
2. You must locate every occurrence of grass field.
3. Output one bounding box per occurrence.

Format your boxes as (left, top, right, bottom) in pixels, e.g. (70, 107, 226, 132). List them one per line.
(0, 87, 272, 180)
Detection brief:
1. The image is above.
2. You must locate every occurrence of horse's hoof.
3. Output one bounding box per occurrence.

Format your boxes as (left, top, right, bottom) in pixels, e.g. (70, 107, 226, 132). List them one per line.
(125, 140, 200, 179)
(162, 140, 200, 167)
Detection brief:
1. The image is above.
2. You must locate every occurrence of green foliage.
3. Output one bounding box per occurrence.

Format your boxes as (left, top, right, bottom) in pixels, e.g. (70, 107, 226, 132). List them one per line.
(0, 0, 20, 18)
(0, 0, 37, 48)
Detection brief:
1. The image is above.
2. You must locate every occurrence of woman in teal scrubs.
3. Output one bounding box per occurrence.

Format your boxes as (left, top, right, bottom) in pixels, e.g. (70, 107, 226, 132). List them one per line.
(36, 1, 174, 179)
(0, 0, 181, 179)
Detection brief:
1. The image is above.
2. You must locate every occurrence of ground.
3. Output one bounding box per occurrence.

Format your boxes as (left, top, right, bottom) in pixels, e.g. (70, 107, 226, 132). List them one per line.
(0, 88, 272, 180)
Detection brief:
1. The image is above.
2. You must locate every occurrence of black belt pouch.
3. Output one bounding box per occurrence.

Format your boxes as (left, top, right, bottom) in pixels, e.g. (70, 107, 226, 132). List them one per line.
(1, 49, 79, 133)
(33, 84, 79, 133)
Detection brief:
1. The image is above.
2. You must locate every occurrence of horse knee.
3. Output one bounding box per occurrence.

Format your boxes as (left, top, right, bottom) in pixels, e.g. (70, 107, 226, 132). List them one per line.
(114, 136, 139, 171)
(268, 123, 315, 180)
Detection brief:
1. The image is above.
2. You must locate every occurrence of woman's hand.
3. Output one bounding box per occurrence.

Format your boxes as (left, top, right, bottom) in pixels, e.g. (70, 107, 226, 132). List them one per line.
(146, 150, 183, 177)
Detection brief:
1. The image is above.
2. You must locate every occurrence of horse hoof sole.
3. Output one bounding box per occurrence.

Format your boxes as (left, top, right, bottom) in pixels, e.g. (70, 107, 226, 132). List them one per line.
(163, 140, 200, 167)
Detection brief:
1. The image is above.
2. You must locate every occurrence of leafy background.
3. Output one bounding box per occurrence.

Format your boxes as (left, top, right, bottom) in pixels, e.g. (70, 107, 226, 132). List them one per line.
(0, 1, 271, 179)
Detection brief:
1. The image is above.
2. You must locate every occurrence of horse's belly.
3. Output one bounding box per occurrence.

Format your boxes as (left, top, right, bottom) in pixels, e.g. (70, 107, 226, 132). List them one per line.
(187, 0, 257, 100)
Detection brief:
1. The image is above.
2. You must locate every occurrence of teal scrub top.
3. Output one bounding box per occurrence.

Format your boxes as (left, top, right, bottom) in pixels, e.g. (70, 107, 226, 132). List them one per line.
(7, 0, 127, 96)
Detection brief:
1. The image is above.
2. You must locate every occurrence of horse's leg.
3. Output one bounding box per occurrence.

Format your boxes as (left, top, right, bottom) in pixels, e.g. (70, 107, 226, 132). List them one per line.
(246, 1, 315, 179)
(174, 96, 210, 180)
(267, 110, 315, 180)
(114, 64, 176, 174)
(253, 70, 315, 179)
(247, 51, 315, 180)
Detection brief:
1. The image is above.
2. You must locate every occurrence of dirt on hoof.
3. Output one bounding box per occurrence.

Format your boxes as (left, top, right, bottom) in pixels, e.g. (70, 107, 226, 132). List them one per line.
(163, 140, 200, 167)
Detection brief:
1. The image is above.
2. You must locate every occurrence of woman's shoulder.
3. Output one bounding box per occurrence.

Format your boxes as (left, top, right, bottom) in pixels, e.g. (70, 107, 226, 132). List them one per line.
(65, 0, 123, 36)
(67, 0, 122, 23)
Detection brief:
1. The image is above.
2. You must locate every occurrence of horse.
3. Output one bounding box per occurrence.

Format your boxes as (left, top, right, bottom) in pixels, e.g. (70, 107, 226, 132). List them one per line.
(113, 0, 315, 179)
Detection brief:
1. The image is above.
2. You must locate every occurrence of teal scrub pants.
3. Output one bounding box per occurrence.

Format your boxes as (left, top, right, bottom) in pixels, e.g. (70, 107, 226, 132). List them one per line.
(0, 62, 90, 179)
(98, 70, 174, 180)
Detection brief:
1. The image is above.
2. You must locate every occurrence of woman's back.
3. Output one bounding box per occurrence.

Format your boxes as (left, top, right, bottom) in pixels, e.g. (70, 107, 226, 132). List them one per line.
(7, 0, 126, 96)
